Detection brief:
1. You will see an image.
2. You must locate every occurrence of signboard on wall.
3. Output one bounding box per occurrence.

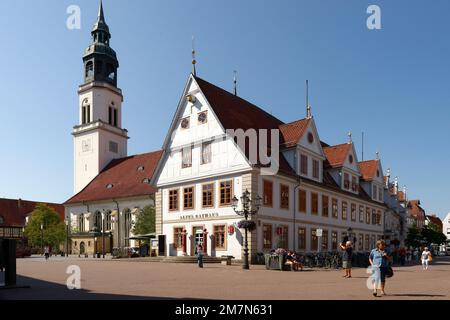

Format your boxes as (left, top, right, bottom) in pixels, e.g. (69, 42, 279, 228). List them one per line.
(0, 226, 23, 239)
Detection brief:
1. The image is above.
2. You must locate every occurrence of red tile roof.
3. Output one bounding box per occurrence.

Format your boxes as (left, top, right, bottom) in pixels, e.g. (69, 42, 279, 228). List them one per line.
(65, 150, 163, 205)
(279, 118, 311, 148)
(358, 160, 380, 181)
(426, 215, 443, 227)
(323, 143, 352, 168)
(407, 200, 426, 221)
(0, 198, 64, 227)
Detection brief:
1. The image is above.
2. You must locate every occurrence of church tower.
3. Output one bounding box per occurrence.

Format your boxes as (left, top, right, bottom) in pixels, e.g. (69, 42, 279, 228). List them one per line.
(73, 1, 128, 193)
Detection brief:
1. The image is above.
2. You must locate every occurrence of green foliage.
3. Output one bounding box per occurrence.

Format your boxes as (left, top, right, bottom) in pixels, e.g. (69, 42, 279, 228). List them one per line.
(132, 205, 155, 236)
(24, 204, 66, 249)
(405, 226, 422, 248)
(421, 226, 447, 246)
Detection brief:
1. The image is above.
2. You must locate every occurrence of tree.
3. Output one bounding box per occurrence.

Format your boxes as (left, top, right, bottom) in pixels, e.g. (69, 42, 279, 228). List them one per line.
(24, 204, 66, 251)
(405, 226, 422, 248)
(132, 205, 155, 236)
(421, 226, 447, 246)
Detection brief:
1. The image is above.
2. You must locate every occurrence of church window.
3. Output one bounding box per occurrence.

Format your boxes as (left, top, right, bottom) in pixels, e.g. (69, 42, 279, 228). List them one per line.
(77, 214, 85, 232)
(105, 211, 112, 231)
(108, 107, 118, 126)
(94, 211, 102, 231)
(124, 209, 132, 247)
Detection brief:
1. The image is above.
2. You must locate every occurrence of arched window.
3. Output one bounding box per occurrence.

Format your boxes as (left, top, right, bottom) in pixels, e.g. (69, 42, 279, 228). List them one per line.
(123, 208, 132, 247)
(85, 61, 94, 79)
(94, 211, 102, 231)
(105, 210, 112, 231)
(82, 99, 90, 124)
(77, 214, 85, 232)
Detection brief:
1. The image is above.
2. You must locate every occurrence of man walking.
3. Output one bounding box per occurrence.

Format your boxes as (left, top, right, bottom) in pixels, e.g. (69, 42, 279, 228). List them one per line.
(197, 244, 204, 268)
(421, 247, 431, 270)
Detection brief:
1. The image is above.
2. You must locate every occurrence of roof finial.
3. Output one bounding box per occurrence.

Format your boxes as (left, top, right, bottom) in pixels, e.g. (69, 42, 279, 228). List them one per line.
(376, 150, 380, 160)
(191, 36, 197, 76)
(386, 168, 391, 178)
(233, 70, 237, 96)
(348, 131, 352, 144)
(306, 80, 312, 118)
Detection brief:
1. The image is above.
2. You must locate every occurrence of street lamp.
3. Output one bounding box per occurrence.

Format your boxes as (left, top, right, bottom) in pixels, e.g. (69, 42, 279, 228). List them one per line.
(65, 219, 69, 257)
(40, 222, 44, 255)
(232, 189, 262, 270)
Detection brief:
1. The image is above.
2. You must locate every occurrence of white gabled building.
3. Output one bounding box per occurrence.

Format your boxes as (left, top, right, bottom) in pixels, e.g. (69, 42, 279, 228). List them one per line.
(152, 74, 387, 262)
(443, 212, 450, 241)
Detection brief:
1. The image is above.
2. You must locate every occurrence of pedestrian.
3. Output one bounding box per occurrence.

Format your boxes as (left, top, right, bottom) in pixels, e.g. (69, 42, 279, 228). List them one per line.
(44, 246, 50, 260)
(399, 247, 406, 266)
(421, 247, 431, 270)
(369, 240, 392, 297)
(196, 243, 204, 268)
(340, 241, 353, 278)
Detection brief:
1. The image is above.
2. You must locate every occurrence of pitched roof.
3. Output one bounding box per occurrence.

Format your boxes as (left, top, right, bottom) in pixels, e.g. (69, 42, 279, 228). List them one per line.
(407, 200, 426, 220)
(279, 118, 311, 148)
(426, 215, 442, 226)
(322, 143, 352, 168)
(0, 198, 64, 227)
(65, 150, 163, 205)
(358, 160, 380, 181)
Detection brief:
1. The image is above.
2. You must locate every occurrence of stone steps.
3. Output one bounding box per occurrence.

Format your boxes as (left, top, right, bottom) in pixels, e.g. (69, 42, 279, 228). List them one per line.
(161, 256, 222, 263)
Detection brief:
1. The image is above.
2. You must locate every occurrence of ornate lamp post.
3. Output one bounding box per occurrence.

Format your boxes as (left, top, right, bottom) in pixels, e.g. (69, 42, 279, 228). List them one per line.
(40, 222, 44, 254)
(65, 219, 69, 257)
(232, 189, 262, 270)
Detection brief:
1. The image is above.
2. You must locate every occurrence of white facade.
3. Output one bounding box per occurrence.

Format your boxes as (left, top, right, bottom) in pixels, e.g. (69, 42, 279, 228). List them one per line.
(154, 75, 386, 261)
(73, 82, 128, 194)
(443, 212, 450, 241)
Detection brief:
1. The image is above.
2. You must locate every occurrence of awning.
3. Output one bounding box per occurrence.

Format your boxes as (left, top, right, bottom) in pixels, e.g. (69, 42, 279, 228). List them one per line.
(126, 233, 156, 240)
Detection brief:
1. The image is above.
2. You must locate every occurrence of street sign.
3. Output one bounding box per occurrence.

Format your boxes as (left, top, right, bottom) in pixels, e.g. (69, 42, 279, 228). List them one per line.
(0, 226, 23, 239)
(316, 229, 323, 237)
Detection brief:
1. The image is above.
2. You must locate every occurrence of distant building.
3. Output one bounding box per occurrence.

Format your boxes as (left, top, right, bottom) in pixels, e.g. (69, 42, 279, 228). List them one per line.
(406, 200, 426, 230)
(383, 174, 406, 246)
(425, 214, 443, 233)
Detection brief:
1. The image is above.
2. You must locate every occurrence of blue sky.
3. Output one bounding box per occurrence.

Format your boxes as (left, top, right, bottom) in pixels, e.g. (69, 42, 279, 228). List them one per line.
(0, 0, 449, 219)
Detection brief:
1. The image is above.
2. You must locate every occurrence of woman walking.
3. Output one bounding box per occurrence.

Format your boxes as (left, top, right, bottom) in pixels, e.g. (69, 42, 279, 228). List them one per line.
(369, 240, 392, 297)
(421, 247, 431, 270)
(340, 241, 353, 278)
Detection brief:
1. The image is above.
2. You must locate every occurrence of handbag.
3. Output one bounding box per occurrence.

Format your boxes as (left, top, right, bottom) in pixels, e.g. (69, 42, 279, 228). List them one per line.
(386, 266, 394, 278)
(428, 255, 433, 262)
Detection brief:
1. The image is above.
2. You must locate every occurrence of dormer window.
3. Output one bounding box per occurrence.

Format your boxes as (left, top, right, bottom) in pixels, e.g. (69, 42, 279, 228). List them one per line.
(351, 176, 358, 192)
(142, 178, 150, 184)
(343, 173, 350, 189)
(312, 159, 319, 179)
(181, 117, 190, 129)
(300, 154, 308, 175)
(106, 183, 114, 189)
(137, 166, 145, 172)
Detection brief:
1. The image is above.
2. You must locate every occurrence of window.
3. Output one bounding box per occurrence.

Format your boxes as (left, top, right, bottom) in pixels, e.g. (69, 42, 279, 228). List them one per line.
(365, 235, 370, 250)
(313, 159, 319, 179)
(351, 176, 358, 192)
(359, 205, 364, 222)
(371, 235, 376, 249)
(299, 189, 307, 213)
(219, 180, 233, 206)
(77, 214, 85, 232)
(322, 195, 329, 217)
(183, 187, 194, 209)
(280, 184, 289, 209)
(94, 211, 102, 231)
(377, 210, 382, 225)
(378, 187, 383, 202)
(372, 209, 377, 225)
(202, 184, 214, 208)
(180, 117, 190, 129)
(85, 61, 93, 78)
(169, 189, 179, 211)
(0, 216, 3, 225)
(263, 224, 273, 249)
(173, 227, 183, 249)
(105, 211, 112, 230)
(344, 173, 350, 189)
(201, 141, 212, 164)
(311, 192, 319, 215)
(358, 234, 363, 251)
(351, 203, 356, 221)
(322, 229, 329, 251)
(124, 209, 132, 247)
(342, 201, 348, 220)
(300, 154, 308, 175)
(366, 207, 371, 224)
(197, 111, 208, 124)
(298, 227, 306, 250)
(331, 231, 338, 250)
(311, 229, 318, 251)
(82, 104, 90, 124)
(181, 146, 192, 168)
(108, 107, 118, 126)
(109, 141, 118, 153)
(332, 198, 338, 218)
(372, 184, 377, 199)
(279, 225, 289, 248)
(263, 180, 273, 207)
(214, 225, 226, 249)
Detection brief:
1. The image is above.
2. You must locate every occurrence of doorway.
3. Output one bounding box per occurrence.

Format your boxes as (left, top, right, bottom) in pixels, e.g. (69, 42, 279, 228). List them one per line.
(80, 242, 85, 255)
(192, 227, 204, 255)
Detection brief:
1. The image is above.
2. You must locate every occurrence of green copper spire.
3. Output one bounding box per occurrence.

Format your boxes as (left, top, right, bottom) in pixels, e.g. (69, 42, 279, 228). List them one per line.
(91, 0, 110, 43)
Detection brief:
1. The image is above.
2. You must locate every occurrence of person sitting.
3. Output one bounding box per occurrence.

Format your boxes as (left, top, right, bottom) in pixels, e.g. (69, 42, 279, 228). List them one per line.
(285, 251, 303, 271)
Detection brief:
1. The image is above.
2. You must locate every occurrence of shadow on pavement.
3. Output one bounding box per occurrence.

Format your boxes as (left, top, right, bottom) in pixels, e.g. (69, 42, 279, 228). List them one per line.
(387, 293, 446, 298)
(0, 275, 188, 300)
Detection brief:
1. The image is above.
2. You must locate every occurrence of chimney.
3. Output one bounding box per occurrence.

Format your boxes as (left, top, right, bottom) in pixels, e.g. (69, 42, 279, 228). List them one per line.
(18, 198, 22, 208)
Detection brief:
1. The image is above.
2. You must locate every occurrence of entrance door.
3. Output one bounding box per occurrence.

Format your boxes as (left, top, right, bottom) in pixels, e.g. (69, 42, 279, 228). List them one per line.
(192, 227, 204, 255)
(80, 242, 85, 255)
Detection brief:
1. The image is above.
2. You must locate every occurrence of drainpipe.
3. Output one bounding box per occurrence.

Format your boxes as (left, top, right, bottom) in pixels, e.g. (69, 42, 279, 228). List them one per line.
(113, 199, 120, 253)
